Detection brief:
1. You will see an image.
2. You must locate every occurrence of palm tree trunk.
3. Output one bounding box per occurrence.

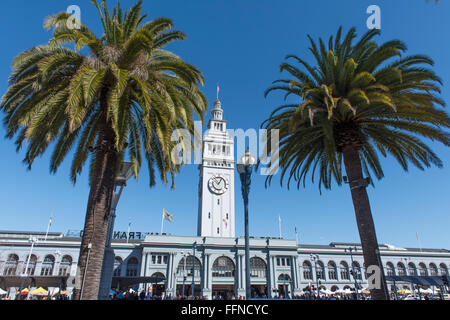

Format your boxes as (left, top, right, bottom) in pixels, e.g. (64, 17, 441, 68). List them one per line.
(73, 125, 118, 300)
(342, 146, 389, 300)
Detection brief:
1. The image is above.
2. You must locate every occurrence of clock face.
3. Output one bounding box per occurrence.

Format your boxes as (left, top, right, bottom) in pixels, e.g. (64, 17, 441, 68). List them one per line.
(208, 175, 229, 195)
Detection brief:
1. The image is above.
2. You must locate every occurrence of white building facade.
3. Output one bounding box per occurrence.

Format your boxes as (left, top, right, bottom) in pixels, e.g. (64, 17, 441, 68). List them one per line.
(1, 230, 450, 299)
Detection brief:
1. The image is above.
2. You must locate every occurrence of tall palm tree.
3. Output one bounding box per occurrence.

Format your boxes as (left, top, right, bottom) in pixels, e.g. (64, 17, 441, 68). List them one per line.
(262, 27, 449, 300)
(1, 0, 207, 300)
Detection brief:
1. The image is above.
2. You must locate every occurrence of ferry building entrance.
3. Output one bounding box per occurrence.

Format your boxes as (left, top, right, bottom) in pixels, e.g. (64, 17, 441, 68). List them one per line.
(251, 285, 268, 298)
(212, 285, 235, 299)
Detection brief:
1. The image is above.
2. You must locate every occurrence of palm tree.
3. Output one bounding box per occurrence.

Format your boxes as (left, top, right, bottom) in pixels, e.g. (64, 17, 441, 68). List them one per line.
(261, 27, 449, 300)
(1, 0, 207, 300)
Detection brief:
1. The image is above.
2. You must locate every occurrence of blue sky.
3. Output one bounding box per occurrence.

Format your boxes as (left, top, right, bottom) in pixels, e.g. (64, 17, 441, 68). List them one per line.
(0, 0, 449, 249)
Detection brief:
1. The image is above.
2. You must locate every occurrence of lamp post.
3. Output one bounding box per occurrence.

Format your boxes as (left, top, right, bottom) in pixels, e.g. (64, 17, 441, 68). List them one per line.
(344, 247, 360, 300)
(191, 242, 197, 297)
(54, 250, 61, 300)
(310, 254, 320, 298)
(401, 257, 415, 299)
(98, 162, 134, 300)
(181, 252, 187, 298)
(237, 149, 256, 300)
(18, 236, 38, 300)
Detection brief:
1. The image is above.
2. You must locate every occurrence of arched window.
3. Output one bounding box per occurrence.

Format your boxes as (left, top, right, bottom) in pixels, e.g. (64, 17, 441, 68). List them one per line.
(126, 257, 139, 277)
(4, 254, 19, 276)
(278, 274, 291, 282)
(23, 254, 37, 276)
(113, 257, 123, 277)
(418, 263, 428, 276)
(316, 261, 325, 280)
(386, 262, 395, 277)
(328, 261, 337, 280)
(58, 255, 72, 276)
(212, 256, 235, 277)
(352, 261, 362, 280)
(408, 263, 417, 276)
(176, 256, 202, 277)
(439, 263, 448, 276)
(150, 272, 166, 284)
(41, 255, 55, 276)
(429, 263, 438, 276)
(250, 257, 267, 278)
(397, 262, 406, 276)
(302, 261, 312, 280)
(278, 274, 290, 297)
(340, 261, 350, 280)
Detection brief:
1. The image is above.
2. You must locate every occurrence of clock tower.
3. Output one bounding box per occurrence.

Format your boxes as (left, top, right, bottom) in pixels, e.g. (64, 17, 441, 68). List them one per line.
(197, 98, 235, 238)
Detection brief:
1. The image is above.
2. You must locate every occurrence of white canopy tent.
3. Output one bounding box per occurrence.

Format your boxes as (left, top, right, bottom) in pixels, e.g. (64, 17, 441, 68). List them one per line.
(319, 289, 334, 295)
(336, 288, 354, 295)
(419, 288, 433, 294)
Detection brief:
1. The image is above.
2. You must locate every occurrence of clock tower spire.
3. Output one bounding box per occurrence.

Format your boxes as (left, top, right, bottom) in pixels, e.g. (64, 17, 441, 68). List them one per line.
(197, 95, 235, 238)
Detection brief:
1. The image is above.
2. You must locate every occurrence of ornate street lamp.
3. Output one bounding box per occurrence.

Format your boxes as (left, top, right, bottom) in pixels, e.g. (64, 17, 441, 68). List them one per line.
(345, 246, 360, 300)
(191, 242, 197, 297)
(98, 161, 134, 300)
(237, 149, 256, 300)
(310, 253, 320, 298)
(181, 252, 187, 298)
(402, 257, 416, 299)
(18, 236, 38, 300)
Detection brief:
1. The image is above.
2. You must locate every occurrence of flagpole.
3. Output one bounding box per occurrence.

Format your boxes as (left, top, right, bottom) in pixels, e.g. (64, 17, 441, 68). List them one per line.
(278, 214, 282, 239)
(127, 220, 131, 244)
(416, 232, 423, 252)
(161, 210, 164, 235)
(295, 226, 298, 245)
(44, 214, 52, 242)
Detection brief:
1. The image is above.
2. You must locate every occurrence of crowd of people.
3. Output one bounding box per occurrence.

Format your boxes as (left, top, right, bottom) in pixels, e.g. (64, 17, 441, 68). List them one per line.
(109, 291, 447, 300)
(108, 289, 369, 300)
(1, 288, 444, 300)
